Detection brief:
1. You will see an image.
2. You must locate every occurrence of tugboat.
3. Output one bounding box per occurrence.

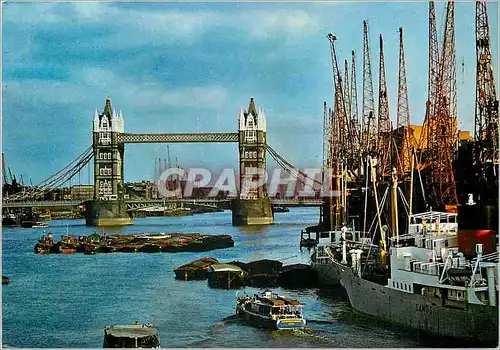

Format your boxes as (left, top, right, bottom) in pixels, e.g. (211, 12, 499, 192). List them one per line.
(236, 291, 306, 330)
(103, 323, 161, 348)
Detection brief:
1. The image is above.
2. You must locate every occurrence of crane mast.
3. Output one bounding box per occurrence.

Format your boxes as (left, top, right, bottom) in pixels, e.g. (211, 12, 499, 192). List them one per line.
(432, 1, 458, 209)
(419, 1, 440, 159)
(362, 20, 376, 156)
(327, 34, 349, 166)
(351, 50, 361, 164)
(475, 0, 499, 165)
(377, 34, 392, 178)
(396, 27, 412, 176)
(344, 58, 352, 125)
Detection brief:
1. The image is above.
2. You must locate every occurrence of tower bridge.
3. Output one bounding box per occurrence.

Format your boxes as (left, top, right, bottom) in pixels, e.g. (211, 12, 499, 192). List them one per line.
(89, 96, 273, 226)
(3, 97, 321, 226)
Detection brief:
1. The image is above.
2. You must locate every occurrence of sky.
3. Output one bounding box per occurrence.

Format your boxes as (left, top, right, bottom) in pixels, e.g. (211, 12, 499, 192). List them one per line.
(2, 1, 498, 185)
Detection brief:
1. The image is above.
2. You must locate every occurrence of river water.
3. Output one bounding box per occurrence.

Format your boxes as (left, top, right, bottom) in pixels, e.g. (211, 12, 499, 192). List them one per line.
(3, 208, 458, 348)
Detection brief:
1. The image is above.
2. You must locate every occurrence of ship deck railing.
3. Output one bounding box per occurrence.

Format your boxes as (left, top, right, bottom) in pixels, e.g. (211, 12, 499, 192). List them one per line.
(409, 211, 457, 222)
(390, 231, 456, 243)
(411, 261, 446, 276)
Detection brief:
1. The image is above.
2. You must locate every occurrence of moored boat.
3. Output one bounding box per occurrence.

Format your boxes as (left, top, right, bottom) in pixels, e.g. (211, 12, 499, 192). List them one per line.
(34, 233, 55, 254)
(339, 237, 498, 346)
(21, 220, 48, 228)
(236, 291, 306, 330)
(339, 166, 499, 346)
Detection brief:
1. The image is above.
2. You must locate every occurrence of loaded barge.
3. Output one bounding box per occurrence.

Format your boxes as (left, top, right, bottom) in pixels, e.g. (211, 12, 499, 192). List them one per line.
(34, 232, 234, 255)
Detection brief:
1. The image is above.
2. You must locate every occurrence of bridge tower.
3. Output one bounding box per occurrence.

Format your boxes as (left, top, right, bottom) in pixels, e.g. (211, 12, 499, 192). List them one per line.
(232, 97, 274, 225)
(85, 97, 132, 226)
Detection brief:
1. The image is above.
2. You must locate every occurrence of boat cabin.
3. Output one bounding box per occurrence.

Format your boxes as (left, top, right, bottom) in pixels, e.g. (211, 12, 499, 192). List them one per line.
(314, 225, 369, 264)
(250, 292, 304, 318)
(408, 211, 457, 236)
(387, 222, 498, 309)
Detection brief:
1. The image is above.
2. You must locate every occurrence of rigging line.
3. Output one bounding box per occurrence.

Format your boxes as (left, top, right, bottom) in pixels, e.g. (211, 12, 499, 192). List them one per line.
(362, 186, 389, 271)
(398, 187, 410, 218)
(362, 157, 370, 238)
(397, 186, 410, 212)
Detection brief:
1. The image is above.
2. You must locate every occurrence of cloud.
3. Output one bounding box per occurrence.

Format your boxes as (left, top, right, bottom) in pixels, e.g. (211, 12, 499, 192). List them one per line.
(247, 10, 317, 38)
(3, 3, 319, 46)
(3, 67, 228, 111)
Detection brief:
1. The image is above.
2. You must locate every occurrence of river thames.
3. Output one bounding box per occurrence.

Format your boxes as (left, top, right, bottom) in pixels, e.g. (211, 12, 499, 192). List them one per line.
(2, 208, 464, 348)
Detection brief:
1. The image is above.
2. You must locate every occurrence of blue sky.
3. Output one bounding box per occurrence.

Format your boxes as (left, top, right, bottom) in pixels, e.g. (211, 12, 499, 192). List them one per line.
(2, 1, 498, 185)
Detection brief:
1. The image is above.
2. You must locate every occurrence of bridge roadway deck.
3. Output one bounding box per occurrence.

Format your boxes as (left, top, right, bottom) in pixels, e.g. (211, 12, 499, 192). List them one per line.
(117, 133, 239, 143)
(2, 198, 323, 209)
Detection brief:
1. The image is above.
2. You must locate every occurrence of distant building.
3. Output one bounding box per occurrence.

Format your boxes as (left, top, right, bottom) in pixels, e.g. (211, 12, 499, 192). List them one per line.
(125, 181, 153, 199)
(70, 185, 94, 201)
(410, 124, 471, 150)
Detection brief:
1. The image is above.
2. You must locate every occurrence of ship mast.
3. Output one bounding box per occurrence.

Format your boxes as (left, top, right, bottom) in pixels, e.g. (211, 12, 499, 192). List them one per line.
(391, 168, 400, 246)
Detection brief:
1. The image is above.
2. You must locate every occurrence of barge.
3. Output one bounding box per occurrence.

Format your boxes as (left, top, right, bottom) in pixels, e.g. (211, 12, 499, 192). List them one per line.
(103, 323, 160, 348)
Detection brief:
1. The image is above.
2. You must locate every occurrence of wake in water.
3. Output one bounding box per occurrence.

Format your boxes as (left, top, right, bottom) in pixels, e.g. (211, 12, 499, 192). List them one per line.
(212, 314, 239, 328)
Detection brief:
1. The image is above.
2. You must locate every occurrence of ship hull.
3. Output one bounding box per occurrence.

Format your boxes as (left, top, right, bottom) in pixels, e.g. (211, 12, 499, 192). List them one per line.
(311, 261, 342, 286)
(338, 263, 499, 346)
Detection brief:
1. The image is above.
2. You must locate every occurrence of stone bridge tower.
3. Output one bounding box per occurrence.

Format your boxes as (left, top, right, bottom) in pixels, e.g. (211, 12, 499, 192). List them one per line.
(85, 97, 131, 226)
(232, 98, 274, 225)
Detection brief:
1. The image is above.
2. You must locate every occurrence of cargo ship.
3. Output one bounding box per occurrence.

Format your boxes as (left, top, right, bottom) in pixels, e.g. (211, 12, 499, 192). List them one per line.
(338, 158, 498, 346)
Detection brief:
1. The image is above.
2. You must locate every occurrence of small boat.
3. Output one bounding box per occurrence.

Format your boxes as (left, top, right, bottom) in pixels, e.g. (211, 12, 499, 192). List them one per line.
(236, 291, 306, 330)
(2, 213, 19, 226)
(21, 220, 47, 228)
(103, 323, 160, 348)
(273, 206, 290, 213)
(2, 276, 9, 285)
(34, 233, 55, 254)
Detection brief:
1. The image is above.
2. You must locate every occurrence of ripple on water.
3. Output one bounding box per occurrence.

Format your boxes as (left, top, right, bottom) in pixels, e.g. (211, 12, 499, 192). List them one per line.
(2, 208, 447, 348)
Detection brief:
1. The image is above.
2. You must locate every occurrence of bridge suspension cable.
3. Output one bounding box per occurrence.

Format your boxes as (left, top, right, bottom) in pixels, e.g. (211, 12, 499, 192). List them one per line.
(6, 146, 94, 201)
(266, 144, 323, 187)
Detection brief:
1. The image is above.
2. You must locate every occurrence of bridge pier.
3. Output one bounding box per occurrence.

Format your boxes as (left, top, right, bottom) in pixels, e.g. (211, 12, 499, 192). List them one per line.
(83, 199, 132, 226)
(231, 197, 274, 225)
